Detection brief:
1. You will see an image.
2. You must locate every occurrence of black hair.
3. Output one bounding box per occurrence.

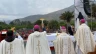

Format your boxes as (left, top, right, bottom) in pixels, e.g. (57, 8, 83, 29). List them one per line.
(34, 29, 39, 31)
(7, 30, 13, 36)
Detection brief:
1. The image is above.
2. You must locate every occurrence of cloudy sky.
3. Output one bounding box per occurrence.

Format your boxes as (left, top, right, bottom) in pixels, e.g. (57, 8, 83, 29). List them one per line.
(0, 0, 74, 20)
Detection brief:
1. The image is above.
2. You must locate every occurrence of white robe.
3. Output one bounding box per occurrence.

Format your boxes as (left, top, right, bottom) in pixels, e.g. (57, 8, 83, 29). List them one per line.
(75, 24, 96, 54)
(93, 31, 96, 42)
(26, 31, 51, 54)
(54, 32, 75, 54)
(0, 38, 25, 54)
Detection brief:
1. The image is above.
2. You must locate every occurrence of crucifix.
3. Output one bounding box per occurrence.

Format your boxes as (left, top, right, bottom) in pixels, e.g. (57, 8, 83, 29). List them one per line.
(37, 40, 41, 54)
(40, 18, 45, 28)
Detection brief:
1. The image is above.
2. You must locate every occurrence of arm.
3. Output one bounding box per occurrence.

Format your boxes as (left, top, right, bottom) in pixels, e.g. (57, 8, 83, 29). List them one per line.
(18, 35, 23, 40)
(16, 33, 23, 40)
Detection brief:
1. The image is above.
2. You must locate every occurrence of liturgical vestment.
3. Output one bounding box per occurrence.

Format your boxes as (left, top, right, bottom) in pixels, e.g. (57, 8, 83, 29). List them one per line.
(0, 38, 25, 54)
(75, 24, 96, 54)
(54, 32, 75, 54)
(26, 31, 51, 54)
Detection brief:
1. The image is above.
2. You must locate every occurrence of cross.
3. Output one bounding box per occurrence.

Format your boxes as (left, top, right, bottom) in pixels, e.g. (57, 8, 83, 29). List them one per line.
(40, 18, 45, 28)
(37, 40, 41, 54)
(10, 44, 13, 54)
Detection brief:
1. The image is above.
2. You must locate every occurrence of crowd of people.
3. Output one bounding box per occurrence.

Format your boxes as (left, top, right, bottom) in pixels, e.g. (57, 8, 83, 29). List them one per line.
(0, 19, 96, 54)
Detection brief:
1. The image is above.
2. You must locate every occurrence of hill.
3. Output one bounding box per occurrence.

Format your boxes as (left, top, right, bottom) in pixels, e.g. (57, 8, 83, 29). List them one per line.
(13, 5, 74, 23)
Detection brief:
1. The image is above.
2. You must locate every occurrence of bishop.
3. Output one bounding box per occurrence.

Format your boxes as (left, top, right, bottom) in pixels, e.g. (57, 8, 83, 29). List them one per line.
(54, 26, 75, 54)
(26, 25, 51, 54)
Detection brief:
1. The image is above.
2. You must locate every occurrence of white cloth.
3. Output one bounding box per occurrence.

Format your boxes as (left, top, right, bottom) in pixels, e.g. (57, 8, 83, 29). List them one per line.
(26, 31, 51, 54)
(75, 24, 96, 54)
(0, 38, 25, 54)
(17, 35, 23, 40)
(47, 33, 57, 47)
(93, 31, 96, 42)
(69, 35, 76, 42)
(54, 32, 75, 54)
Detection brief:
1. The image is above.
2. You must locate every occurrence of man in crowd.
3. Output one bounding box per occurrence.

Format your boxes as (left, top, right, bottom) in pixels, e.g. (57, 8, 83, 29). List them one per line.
(0, 30, 25, 54)
(26, 25, 51, 54)
(75, 19, 96, 54)
(68, 25, 74, 35)
(54, 26, 75, 54)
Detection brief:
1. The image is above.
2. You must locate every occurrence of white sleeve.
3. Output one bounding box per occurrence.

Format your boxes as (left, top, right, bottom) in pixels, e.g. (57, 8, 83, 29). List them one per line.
(18, 35, 23, 40)
(94, 35, 96, 42)
(20, 40, 25, 54)
(43, 31, 47, 35)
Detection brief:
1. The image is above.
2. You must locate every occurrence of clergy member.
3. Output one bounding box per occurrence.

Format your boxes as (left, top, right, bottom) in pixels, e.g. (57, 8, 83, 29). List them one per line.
(26, 25, 51, 54)
(0, 30, 25, 54)
(54, 26, 75, 54)
(75, 19, 96, 54)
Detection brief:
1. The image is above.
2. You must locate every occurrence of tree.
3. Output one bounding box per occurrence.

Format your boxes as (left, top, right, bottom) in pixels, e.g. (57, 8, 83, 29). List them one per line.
(60, 11, 74, 23)
(34, 20, 48, 27)
(0, 21, 9, 30)
(9, 20, 33, 29)
(34, 20, 42, 25)
(92, 4, 96, 19)
(59, 21, 67, 26)
(59, 11, 74, 31)
(48, 20, 59, 30)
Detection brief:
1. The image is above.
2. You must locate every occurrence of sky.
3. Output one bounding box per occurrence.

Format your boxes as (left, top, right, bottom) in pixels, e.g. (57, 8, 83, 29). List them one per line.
(0, 0, 74, 20)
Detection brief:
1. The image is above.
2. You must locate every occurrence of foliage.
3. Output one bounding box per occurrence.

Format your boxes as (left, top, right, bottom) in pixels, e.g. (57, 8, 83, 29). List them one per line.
(34, 20, 41, 25)
(48, 20, 59, 30)
(92, 4, 96, 19)
(9, 20, 33, 29)
(59, 21, 67, 26)
(88, 21, 96, 30)
(34, 20, 48, 26)
(0, 19, 96, 31)
(70, 21, 75, 26)
(0, 21, 9, 30)
(60, 11, 74, 22)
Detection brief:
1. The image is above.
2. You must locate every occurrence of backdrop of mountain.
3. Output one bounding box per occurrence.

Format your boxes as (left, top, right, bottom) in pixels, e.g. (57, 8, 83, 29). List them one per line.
(12, 5, 74, 23)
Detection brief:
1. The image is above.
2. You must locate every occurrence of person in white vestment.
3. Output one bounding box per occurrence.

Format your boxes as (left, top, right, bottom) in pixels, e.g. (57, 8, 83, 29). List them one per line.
(54, 26, 75, 54)
(15, 32, 23, 40)
(26, 25, 51, 54)
(75, 19, 96, 54)
(93, 31, 96, 42)
(0, 30, 25, 54)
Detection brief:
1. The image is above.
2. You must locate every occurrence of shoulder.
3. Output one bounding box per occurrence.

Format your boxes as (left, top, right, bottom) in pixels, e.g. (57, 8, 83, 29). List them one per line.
(41, 31, 47, 35)
(15, 38, 24, 44)
(28, 33, 34, 37)
(0, 40, 6, 44)
(15, 38, 23, 42)
(41, 31, 46, 34)
(81, 24, 90, 30)
(59, 33, 70, 37)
